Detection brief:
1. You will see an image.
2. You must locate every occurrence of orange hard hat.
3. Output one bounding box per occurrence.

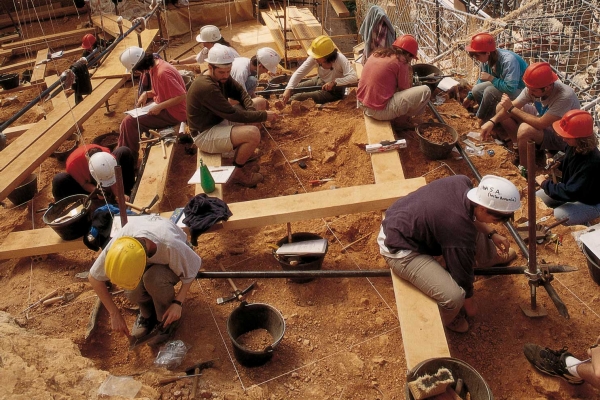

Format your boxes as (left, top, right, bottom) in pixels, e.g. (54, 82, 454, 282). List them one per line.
(465, 33, 496, 53)
(392, 35, 419, 59)
(82, 34, 96, 50)
(552, 110, 594, 139)
(523, 62, 558, 89)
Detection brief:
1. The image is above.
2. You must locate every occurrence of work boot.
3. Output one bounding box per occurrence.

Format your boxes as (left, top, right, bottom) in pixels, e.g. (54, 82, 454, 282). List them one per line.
(229, 167, 263, 188)
(445, 314, 469, 333)
(523, 344, 584, 385)
(222, 148, 262, 163)
(131, 313, 158, 338)
(148, 319, 181, 346)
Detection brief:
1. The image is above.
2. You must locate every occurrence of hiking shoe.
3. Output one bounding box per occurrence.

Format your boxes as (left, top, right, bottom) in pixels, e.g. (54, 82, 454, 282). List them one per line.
(222, 148, 262, 163)
(523, 344, 584, 385)
(445, 314, 469, 333)
(131, 314, 158, 338)
(229, 168, 263, 188)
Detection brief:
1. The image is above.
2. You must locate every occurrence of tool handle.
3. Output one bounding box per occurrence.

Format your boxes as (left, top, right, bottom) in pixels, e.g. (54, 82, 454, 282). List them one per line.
(125, 201, 143, 211)
(43, 296, 63, 306)
(40, 289, 59, 302)
(159, 376, 182, 385)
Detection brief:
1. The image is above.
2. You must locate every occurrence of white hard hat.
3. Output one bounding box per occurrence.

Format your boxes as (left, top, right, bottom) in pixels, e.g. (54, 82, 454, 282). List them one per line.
(257, 47, 281, 73)
(120, 46, 145, 72)
(89, 152, 118, 187)
(196, 25, 221, 43)
(206, 43, 235, 65)
(467, 175, 521, 213)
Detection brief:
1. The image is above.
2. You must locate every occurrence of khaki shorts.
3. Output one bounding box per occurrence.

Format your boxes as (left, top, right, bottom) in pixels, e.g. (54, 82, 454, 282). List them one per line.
(193, 120, 235, 154)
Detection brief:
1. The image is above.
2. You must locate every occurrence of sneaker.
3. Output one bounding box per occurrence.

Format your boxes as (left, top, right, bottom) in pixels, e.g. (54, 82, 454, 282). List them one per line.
(229, 168, 263, 188)
(445, 314, 469, 333)
(523, 344, 584, 385)
(131, 313, 158, 338)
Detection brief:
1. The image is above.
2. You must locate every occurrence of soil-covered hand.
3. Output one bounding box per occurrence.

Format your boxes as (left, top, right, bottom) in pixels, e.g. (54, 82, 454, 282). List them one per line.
(162, 303, 182, 327)
(110, 311, 131, 338)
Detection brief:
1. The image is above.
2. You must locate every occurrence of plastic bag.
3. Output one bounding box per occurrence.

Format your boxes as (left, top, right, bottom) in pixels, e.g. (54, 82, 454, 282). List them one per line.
(97, 375, 142, 398)
(154, 340, 190, 370)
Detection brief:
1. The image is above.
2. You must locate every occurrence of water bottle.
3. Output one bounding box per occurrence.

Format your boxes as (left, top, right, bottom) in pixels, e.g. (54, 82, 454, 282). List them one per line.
(199, 158, 215, 193)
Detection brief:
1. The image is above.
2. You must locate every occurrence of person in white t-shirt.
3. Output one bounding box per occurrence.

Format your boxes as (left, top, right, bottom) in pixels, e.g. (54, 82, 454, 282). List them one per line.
(230, 47, 281, 97)
(170, 25, 239, 66)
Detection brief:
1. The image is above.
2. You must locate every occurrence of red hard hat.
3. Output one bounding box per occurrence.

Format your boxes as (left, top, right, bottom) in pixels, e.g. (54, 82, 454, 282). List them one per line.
(82, 34, 96, 50)
(523, 62, 558, 89)
(465, 33, 496, 53)
(552, 110, 594, 139)
(392, 35, 418, 59)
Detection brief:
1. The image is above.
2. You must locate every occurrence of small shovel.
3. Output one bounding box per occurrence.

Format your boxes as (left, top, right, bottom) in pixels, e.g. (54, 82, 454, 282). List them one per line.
(43, 292, 75, 306)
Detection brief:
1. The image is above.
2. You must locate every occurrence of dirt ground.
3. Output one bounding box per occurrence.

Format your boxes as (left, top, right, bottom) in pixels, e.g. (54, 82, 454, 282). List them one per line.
(1, 11, 600, 400)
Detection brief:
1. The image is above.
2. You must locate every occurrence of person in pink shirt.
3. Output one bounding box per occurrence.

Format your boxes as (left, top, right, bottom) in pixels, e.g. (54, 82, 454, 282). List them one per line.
(357, 35, 430, 129)
(119, 47, 187, 158)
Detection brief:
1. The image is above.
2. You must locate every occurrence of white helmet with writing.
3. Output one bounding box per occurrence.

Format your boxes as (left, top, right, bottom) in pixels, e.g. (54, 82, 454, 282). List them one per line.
(467, 175, 521, 213)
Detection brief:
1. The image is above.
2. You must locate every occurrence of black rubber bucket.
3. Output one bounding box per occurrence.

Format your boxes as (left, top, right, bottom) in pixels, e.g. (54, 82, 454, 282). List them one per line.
(227, 302, 286, 367)
(416, 122, 458, 160)
(274, 232, 328, 283)
(583, 245, 600, 285)
(412, 64, 443, 92)
(7, 173, 37, 205)
(0, 73, 19, 90)
(52, 134, 79, 162)
(43, 194, 92, 241)
(92, 131, 119, 152)
(406, 357, 494, 400)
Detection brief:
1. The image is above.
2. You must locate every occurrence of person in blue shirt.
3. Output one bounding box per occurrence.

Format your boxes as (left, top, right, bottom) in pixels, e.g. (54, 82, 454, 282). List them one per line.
(462, 33, 528, 126)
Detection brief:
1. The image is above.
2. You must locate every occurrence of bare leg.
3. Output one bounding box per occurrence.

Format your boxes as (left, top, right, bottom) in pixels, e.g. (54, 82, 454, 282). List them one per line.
(516, 123, 544, 169)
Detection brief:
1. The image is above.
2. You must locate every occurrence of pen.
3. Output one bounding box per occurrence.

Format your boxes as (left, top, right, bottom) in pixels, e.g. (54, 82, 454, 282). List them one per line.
(210, 169, 225, 172)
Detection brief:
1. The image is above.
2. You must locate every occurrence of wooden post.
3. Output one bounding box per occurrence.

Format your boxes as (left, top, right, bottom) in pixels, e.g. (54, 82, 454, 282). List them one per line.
(113, 165, 128, 228)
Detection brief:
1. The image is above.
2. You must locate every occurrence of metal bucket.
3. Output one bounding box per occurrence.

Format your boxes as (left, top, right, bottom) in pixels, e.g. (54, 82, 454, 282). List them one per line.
(7, 173, 37, 205)
(406, 357, 494, 400)
(274, 232, 328, 283)
(416, 122, 458, 160)
(583, 245, 600, 285)
(227, 302, 286, 367)
(43, 194, 92, 241)
(412, 64, 444, 92)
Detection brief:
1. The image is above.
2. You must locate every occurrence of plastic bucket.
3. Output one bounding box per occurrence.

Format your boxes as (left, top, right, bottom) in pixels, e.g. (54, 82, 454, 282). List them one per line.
(416, 122, 458, 160)
(52, 134, 79, 162)
(412, 64, 443, 92)
(0, 73, 19, 90)
(227, 302, 286, 367)
(274, 232, 328, 283)
(406, 357, 494, 400)
(7, 173, 37, 205)
(92, 131, 119, 152)
(43, 194, 92, 241)
(583, 245, 600, 285)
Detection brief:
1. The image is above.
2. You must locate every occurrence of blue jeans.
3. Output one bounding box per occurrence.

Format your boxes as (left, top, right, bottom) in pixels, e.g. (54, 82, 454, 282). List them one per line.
(471, 81, 521, 121)
(536, 189, 600, 226)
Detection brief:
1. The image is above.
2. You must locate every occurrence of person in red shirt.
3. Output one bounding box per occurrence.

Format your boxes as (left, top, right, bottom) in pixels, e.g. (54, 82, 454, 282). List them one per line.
(118, 47, 187, 158)
(357, 35, 430, 129)
(51, 144, 135, 201)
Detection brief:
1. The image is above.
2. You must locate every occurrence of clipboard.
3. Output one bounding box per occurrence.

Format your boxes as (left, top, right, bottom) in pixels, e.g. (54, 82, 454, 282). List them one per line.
(187, 166, 235, 185)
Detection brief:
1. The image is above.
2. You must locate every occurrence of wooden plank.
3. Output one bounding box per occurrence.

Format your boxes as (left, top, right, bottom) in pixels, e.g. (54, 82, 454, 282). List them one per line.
(3, 124, 36, 140)
(0, 5, 86, 30)
(260, 11, 304, 61)
(31, 50, 49, 84)
(328, 0, 350, 17)
(287, 7, 323, 53)
(93, 29, 158, 79)
(196, 151, 223, 199)
(0, 58, 34, 75)
(364, 114, 450, 369)
(132, 141, 175, 213)
(45, 75, 69, 110)
(0, 81, 45, 95)
(0, 34, 21, 45)
(0, 179, 425, 260)
(91, 15, 133, 38)
(0, 77, 125, 201)
(2, 28, 96, 50)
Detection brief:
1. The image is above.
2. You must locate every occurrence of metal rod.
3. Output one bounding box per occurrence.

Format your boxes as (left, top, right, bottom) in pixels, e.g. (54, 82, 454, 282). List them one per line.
(527, 140, 538, 310)
(113, 166, 128, 228)
(196, 265, 576, 280)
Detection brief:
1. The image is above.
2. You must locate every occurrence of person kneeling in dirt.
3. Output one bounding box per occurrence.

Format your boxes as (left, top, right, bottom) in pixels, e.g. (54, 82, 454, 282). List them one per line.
(186, 44, 279, 188)
(480, 62, 580, 177)
(461, 32, 528, 127)
(524, 340, 600, 387)
(51, 144, 135, 202)
(118, 47, 187, 159)
(88, 215, 202, 341)
(534, 110, 600, 226)
(357, 35, 430, 129)
(281, 36, 358, 106)
(379, 175, 521, 333)
(230, 47, 281, 97)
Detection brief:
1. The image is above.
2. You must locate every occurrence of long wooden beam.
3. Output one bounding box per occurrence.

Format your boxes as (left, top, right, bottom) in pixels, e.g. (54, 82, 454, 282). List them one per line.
(0, 179, 425, 260)
(91, 15, 133, 38)
(2, 28, 96, 50)
(364, 114, 450, 369)
(93, 29, 158, 79)
(0, 5, 87, 29)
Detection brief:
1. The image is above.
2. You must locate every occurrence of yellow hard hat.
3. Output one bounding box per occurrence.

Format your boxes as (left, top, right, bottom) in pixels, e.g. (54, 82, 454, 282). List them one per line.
(307, 35, 336, 59)
(105, 236, 146, 290)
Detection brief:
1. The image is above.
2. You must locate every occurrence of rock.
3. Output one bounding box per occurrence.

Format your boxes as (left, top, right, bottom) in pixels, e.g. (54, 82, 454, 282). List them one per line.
(303, 339, 310, 346)
(228, 247, 245, 255)
(223, 392, 239, 400)
(322, 151, 336, 163)
(360, 298, 369, 306)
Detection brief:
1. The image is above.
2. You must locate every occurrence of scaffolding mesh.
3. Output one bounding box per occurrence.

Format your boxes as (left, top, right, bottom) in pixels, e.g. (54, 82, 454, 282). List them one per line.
(356, 0, 600, 125)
